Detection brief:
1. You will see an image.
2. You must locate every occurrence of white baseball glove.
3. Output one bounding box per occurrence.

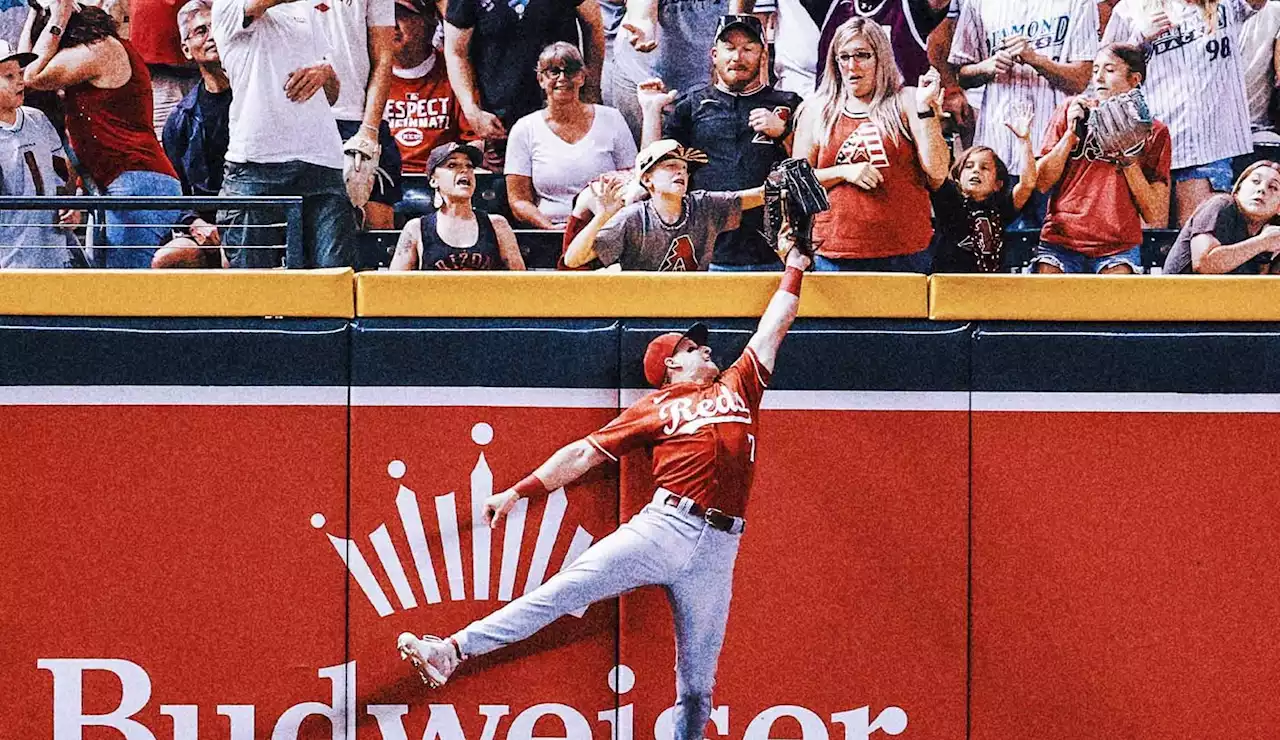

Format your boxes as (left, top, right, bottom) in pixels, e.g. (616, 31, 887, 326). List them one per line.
(343, 134, 381, 209)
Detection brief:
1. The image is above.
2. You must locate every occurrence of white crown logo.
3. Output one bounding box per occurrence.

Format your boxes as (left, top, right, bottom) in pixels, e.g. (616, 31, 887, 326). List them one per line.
(311, 422, 598, 618)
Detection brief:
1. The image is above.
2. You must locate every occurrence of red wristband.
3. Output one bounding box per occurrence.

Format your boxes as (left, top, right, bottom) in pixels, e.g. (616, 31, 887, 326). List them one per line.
(513, 473, 549, 499)
(780, 265, 803, 297)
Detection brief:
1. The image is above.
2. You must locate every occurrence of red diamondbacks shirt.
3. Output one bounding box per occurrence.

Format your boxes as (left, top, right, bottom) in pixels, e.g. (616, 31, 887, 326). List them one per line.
(587, 348, 771, 517)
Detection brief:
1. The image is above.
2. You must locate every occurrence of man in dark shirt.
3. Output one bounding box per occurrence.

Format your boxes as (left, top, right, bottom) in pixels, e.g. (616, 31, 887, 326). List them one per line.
(443, 0, 604, 168)
(158, 0, 231, 268)
(637, 15, 802, 270)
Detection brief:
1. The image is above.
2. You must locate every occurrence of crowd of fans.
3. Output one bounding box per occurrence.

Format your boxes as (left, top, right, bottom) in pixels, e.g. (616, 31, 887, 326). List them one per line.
(3, 0, 1280, 275)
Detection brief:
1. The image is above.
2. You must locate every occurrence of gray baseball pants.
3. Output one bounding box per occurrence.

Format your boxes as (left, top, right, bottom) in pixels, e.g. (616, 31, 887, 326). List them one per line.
(454, 490, 744, 740)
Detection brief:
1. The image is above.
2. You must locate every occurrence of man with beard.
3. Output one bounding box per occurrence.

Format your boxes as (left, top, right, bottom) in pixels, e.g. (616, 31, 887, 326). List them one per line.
(157, 0, 231, 268)
(636, 15, 801, 270)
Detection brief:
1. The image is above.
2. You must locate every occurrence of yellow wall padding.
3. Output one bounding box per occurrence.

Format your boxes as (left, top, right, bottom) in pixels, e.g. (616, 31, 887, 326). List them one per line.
(0, 268, 356, 317)
(930, 274, 1280, 321)
(355, 272, 930, 318)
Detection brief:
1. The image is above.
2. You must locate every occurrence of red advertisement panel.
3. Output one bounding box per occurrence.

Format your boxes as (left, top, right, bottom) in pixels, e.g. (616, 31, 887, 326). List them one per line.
(619, 409, 968, 740)
(346, 407, 621, 740)
(972, 412, 1280, 740)
(3, 405, 349, 740)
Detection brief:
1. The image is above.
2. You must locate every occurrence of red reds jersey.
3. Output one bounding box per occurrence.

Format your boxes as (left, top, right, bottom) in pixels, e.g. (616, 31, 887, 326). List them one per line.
(587, 348, 771, 517)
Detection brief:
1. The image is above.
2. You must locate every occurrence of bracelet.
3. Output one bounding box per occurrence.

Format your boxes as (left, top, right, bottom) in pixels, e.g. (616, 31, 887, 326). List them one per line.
(780, 265, 803, 297)
(917, 108, 937, 119)
(512, 473, 549, 499)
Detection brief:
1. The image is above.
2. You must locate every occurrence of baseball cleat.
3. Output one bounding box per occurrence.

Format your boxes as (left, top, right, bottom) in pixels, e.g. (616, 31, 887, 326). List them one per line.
(397, 632, 460, 688)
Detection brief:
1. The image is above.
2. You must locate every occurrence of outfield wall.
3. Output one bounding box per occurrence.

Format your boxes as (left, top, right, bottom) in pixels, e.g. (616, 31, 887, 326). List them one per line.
(3, 270, 1278, 740)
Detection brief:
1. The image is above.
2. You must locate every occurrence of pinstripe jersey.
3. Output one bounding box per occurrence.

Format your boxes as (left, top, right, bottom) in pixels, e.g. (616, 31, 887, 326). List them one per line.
(950, 0, 1100, 174)
(1103, 0, 1258, 170)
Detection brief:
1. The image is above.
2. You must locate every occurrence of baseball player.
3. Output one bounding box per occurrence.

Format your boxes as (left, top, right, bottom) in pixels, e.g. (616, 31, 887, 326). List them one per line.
(398, 233, 812, 740)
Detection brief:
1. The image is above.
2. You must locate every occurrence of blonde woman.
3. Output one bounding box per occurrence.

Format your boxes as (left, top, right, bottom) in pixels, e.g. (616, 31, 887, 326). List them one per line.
(793, 18, 949, 271)
(1103, 0, 1267, 225)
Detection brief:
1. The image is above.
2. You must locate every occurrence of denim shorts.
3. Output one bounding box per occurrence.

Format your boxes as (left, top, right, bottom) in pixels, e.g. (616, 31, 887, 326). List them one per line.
(1030, 242, 1143, 274)
(1172, 157, 1234, 191)
(813, 249, 932, 273)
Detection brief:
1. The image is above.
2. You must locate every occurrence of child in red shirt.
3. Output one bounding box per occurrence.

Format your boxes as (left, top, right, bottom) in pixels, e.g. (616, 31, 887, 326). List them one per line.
(1032, 43, 1173, 274)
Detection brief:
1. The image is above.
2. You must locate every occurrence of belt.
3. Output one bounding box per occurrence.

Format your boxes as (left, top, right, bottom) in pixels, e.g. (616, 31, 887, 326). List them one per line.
(663, 493, 744, 534)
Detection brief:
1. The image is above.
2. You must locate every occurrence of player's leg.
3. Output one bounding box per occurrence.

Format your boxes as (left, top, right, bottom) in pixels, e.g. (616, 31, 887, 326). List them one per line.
(664, 527, 741, 740)
(400, 509, 686, 686)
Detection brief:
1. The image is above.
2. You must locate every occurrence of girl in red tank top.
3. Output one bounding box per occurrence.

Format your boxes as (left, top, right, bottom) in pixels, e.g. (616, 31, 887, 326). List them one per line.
(793, 18, 950, 269)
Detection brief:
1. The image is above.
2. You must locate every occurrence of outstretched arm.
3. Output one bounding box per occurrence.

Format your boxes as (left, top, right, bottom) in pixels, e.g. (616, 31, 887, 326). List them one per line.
(483, 440, 608, 527)
(746, 235, 811, 373)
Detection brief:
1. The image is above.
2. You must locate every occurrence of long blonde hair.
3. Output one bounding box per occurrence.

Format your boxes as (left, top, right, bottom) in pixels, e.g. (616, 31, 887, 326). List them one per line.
(803, 18, 909, 147)
(1145, 0, 1220, 34)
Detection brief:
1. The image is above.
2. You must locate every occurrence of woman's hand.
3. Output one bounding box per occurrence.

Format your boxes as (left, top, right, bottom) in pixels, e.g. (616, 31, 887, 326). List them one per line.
(842, 162, 884, 190)
(915, 68, 944, 116)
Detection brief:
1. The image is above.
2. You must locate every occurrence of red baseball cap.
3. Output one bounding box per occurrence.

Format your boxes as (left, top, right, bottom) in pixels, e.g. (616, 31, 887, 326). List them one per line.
(643, 322, 709, 387)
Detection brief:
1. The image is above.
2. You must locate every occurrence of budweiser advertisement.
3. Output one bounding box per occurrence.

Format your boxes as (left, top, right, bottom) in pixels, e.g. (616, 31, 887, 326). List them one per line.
(5, 318, 967, 739)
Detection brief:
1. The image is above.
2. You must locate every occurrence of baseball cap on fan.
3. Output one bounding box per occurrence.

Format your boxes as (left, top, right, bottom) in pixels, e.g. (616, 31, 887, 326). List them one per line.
(634, 139, 709, 179)
(394, 0, 433, 13)
(0, 40, 35, 68)
(643, 322, 709, 387)
(424, 141, 483, 174)
(716, 14, 763, 43)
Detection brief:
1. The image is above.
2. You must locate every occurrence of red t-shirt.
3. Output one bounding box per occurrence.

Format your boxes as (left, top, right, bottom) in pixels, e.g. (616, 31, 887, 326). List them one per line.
(812, 111, 934, 259)
(385, 57, 472, 174)
(587, 348, 771, 518)
(131, 0, 186, 66)
(1039, 97, 1173, 258)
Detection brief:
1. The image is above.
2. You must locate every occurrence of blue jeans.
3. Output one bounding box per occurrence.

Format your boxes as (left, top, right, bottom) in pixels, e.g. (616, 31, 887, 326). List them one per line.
(98, 170, 183, 268)
(813, 249, 932, 273)
(1030, 242, 1143, 273)
(708, 261, 784, 272)
(219, 160, 356, 269)
(1173, 157, 1235, 191)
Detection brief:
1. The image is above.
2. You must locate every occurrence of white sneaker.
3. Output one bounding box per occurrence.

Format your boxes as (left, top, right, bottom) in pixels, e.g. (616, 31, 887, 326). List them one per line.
(397, 632, 462, 688)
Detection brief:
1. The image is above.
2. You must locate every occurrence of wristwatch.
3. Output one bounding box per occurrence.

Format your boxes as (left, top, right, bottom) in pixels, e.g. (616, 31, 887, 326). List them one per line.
(917, 108, 937, 119)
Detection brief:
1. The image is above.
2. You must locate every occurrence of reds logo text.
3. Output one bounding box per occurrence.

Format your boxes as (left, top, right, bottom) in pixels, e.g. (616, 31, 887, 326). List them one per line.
(658, 387, 752, 435)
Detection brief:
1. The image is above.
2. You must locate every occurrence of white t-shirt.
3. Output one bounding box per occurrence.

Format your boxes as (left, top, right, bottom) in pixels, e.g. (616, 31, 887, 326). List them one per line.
(0, 107, 76, 268)
(1239, 0, 1280, 132)
(766, 0, 822, 97)
(1103, 0, 1257, 169)
(505, 105, 638, 226)
(212, 0, 345, 168)
(316, 0, 394, 122)
(950, 0, 1099, 174)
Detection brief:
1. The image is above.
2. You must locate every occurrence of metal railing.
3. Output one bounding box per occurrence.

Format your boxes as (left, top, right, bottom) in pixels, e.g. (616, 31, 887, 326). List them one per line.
(0, 196, 304, 267)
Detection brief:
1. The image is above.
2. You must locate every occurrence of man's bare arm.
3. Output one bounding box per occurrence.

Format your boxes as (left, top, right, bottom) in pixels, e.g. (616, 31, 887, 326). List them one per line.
(747, 248, 810, 373)
(482, 440, 609, 526)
